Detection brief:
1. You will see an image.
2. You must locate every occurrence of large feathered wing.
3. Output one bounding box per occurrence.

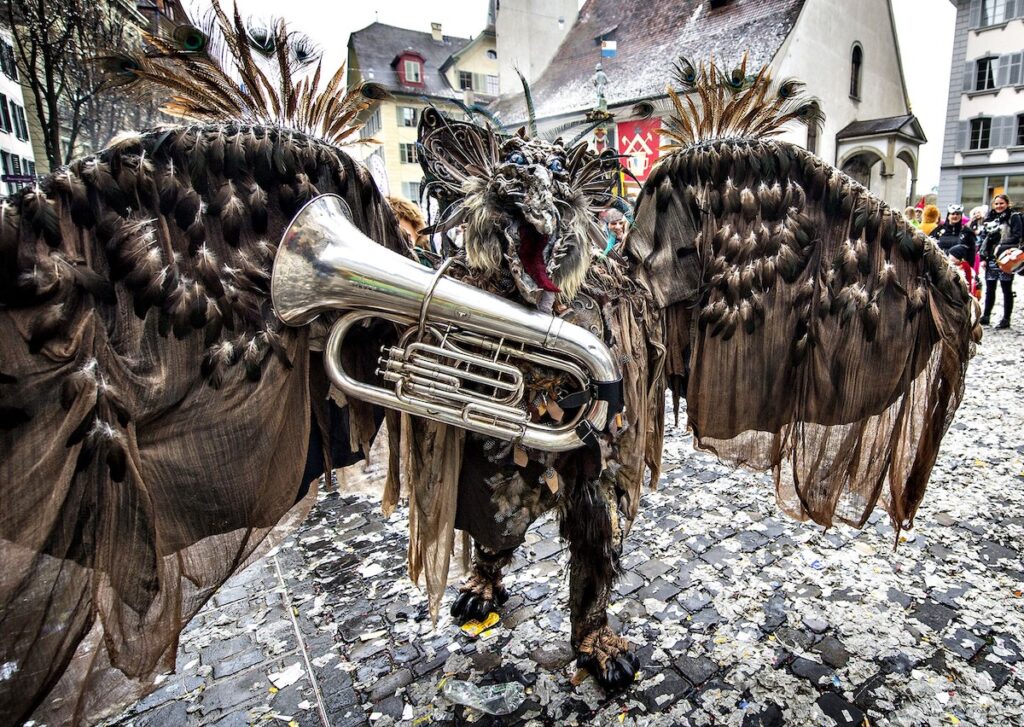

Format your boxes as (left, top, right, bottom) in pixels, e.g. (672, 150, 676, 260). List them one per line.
(628, 60, 978, 533)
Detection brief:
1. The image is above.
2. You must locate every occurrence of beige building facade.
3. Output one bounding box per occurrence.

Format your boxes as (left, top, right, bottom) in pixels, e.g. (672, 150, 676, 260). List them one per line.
(348, 20, 498, 203)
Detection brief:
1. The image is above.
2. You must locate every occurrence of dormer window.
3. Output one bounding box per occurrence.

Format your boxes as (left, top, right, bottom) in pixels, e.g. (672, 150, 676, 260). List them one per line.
(405, 59, 422, 83)
(394, 51, 426, 86)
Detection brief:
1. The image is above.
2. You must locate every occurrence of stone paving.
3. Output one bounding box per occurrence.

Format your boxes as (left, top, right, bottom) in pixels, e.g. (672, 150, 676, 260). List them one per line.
(109, 324, 1024, 726)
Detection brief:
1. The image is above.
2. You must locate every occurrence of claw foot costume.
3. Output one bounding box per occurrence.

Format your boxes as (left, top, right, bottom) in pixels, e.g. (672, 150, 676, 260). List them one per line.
(0, 10, 979, 719)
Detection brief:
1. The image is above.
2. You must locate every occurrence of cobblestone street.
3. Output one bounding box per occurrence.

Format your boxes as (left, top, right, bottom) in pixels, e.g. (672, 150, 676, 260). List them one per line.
(110, 325, 1023, 726)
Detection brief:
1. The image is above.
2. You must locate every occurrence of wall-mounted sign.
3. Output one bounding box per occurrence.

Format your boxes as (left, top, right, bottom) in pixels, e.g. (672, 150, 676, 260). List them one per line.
(616, 118, 660, 182)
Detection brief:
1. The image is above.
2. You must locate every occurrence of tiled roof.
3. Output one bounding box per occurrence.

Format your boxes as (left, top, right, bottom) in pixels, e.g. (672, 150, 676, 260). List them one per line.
(349, 22, 471, 99)
(493, 0, 807, 124)
(836, 114, 926, 141)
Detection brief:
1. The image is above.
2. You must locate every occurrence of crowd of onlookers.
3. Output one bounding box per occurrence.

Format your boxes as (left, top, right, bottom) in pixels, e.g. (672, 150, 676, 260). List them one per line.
(906, 196, 1022, 329)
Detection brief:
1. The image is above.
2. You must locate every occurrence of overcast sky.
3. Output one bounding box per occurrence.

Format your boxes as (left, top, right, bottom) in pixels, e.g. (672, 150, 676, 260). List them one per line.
(223, 0, 957, 192)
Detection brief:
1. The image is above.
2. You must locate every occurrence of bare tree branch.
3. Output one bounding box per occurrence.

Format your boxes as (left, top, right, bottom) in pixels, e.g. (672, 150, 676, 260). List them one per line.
(3, 0, 156, 167)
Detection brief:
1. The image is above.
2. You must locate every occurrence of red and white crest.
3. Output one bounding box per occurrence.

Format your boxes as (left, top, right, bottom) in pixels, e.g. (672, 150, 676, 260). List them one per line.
(617, 119, 660, 181)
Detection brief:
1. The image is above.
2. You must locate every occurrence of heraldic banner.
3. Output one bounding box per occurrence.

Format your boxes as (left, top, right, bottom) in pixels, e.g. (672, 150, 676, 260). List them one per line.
(616, 118, 661, 182)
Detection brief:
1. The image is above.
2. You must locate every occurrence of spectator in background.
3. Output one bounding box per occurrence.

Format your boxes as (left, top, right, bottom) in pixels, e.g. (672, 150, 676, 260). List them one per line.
(386, 195, 427, 250)
(979, 193, 1022, 328)
(931, 204, 977, 262)
(968, 205, 988, 235)
(920, 204, 941, 235)
(915, 207, 924, 227)
(600, 208, 629, 255)
(904, 206, 918, 226)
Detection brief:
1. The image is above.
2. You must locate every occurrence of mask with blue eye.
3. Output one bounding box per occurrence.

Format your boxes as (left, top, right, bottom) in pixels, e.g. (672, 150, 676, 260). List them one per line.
(548, 158, 565, 174)
(508, 151, 527, 165)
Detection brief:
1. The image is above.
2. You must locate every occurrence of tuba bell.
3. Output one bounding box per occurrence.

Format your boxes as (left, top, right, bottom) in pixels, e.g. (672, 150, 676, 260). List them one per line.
(271, 194, 623, 452)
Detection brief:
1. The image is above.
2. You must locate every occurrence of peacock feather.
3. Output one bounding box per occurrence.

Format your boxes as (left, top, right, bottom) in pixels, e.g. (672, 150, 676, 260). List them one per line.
(99, 2, 389, 146)
(660, 54, 824, 150)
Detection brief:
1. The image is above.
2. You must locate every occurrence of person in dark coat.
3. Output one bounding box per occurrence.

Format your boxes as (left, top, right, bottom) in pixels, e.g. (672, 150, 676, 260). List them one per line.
(931, 204, 977, 263)
(979, 193, 1022, 328)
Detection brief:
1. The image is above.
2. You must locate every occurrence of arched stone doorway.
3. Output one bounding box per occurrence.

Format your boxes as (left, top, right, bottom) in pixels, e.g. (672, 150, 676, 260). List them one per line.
(840, 150, 886, 192)
(896, 149, 918, 207)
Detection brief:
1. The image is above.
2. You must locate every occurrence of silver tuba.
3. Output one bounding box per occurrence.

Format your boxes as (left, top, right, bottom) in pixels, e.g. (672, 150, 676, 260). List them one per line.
(271, 194, 623, 452)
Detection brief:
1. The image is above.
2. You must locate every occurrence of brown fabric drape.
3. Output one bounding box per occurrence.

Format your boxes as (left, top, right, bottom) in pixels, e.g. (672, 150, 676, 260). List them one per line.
(0, 124, 404, 725)
(629, 139, 978, 533)
(402, 415, 466, 619)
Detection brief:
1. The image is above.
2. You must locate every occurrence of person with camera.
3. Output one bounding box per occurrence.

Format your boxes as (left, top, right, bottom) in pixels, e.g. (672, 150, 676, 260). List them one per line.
(979, 193, 1023, 328)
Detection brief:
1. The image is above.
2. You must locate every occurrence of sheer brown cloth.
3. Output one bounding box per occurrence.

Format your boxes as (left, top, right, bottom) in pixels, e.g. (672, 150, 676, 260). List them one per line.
(628, 140, 978, 532)
(0, 124, 403, 725)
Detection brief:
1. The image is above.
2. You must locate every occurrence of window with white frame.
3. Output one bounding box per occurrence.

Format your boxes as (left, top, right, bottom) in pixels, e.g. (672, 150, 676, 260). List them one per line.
(458, 71, 473, 90)
(16, 106, 27, 141)
(402, 181, 420, 200)
(486, 75, 499, 95)
(8, 101, 27, 141)
(980, 0, 1011, 26)
(399, 106, 418, 127)
(0, 41, 17, 81)
(399, 143, 418, 164)
(970, 117, 992, 150)
(404, 59, 422, 83)
(976, 57, 997, 90)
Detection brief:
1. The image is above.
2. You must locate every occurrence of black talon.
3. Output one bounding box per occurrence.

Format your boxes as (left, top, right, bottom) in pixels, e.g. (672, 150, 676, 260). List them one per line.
(494, 587, 509, 606)
(615, 655, 638, 684)
(605, 660, 625, 688)
(472, 599, 493, 620)
(451, 591, 473, 618)
(575, 646, 639, 691)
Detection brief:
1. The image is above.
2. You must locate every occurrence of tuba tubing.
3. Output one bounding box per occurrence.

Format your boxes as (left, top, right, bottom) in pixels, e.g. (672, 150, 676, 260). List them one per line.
(271, 194, 623, 452)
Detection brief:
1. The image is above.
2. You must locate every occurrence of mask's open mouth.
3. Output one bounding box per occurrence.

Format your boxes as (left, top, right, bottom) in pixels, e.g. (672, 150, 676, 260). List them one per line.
(514, 216, 561, 293)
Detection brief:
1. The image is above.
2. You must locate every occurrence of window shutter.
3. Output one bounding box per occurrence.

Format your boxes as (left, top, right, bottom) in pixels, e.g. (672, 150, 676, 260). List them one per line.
(990, 117, 1002, 148)
(1007, 0, 1017, 18)
(964, 60, 975, 92)
(1001, 115, 1016, 147)
(958, 120, 969, 150)
(998, 55, 1011, 86)
(969, 0, 982, 27)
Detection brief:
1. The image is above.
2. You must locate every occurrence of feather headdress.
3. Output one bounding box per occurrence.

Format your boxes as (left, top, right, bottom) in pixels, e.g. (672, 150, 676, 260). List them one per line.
(660, 54, 824, 150)
(101, 2, 388, 146)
